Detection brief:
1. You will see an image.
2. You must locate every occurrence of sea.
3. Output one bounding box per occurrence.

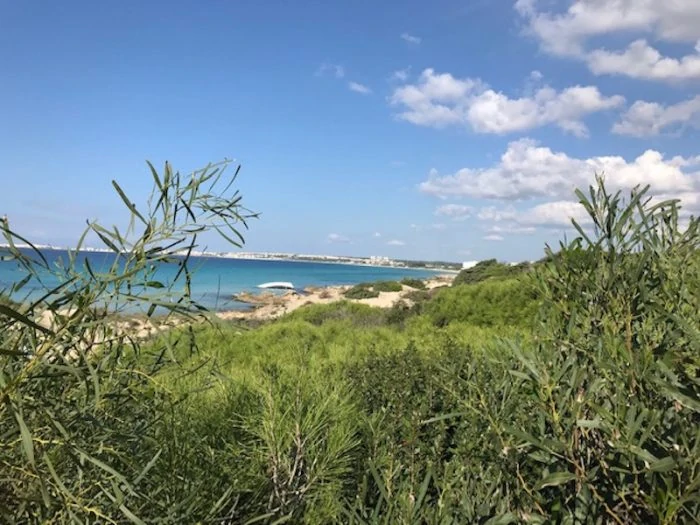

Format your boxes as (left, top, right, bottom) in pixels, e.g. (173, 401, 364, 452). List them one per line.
(0, 248, 439, 312)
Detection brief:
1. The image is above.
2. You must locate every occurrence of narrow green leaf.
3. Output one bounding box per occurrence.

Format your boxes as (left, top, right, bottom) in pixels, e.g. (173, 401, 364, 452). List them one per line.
(485, 513, 518, 525)
(119, 504, 147, 525)
(537, 471, 576, 489)
(132, 449, 162, 486)
(112, 180, 147, 225)
(14, 410, 35, 466)
(421, 412, 464, 425)
(649, 456, 676, 472)
(0, 304, 53, 334)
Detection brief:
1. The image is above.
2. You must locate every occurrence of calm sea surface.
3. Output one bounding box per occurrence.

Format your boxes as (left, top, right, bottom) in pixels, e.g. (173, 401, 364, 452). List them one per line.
(0, 249, 438, 311)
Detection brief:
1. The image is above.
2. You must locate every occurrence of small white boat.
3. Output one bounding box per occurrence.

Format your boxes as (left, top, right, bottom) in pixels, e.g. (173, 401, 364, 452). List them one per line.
(257, 281, 295, 290)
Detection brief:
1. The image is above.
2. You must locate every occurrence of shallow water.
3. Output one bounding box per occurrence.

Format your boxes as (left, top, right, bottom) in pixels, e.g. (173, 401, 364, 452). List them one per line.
(0, 248, 437, 311)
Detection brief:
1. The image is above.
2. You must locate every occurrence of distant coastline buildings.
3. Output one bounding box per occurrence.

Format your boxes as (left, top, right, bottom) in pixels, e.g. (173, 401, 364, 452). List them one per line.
(0, 243, 461, 271)
(218, 251, 408, 268)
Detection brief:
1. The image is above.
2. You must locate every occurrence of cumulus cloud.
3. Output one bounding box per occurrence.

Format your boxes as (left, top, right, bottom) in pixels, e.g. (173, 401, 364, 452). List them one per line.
(613, 95, 700, 136)
(401, 33, 421, 44)
(327, 233, 350, 243)
(587, 40, 700, 81)
(521, 200, 593, 227)
(515, 0, 700, 81)
(435, 203, 474, 220)
(387, 239, 406, 246)
(348, 81, 372, 94)
(419, 139, 699, 201)
(390, 69, 623, 136)
(475, 200, 595, 235)
(477, 206, 518, 222)
(484, 234, 504, 241)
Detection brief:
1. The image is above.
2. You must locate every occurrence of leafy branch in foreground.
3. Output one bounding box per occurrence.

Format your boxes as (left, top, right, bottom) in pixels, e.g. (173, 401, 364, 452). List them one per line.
(0, 159, 255, 522)
(499, 176, 700, 523)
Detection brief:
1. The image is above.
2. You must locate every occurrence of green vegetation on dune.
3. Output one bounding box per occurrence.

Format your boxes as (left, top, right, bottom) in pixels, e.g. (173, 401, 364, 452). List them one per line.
(400, 276, 427, 289)
(426, 277, 538, 327)
(2, 169, 699, 523)
(453, 258, 532, 285)
(343, 280, 404, 299)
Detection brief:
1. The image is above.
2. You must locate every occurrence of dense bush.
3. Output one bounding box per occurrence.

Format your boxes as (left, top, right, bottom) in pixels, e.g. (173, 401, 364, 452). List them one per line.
(400, 277, 427, 289)
(287, 300, 388, 328)
(453, 258, 531, 286)
(372, 280, 403, 292)
(425, 277, 539, 328)
(343, 283, 380, 299)
(0, 160, 257, 522)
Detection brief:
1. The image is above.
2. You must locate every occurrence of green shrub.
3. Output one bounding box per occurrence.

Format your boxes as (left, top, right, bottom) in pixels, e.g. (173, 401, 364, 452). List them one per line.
(372, 280, 403, 292)
(477, 177, 700, 522)
(403, 288, 431, 304)
(344, 284, 380, 299)
(453, 259, 531, 286)
(400, 277, 426, 289)
(0, 159, 256, 522)
(227, 367, 361, 521)
(287, 301, 387, 328)
(425, 277, 538, 328)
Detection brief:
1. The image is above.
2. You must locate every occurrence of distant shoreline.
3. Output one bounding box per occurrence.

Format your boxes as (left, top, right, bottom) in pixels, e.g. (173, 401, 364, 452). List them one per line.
(33, 274, 456, 337)
(1, 244, 460, 273)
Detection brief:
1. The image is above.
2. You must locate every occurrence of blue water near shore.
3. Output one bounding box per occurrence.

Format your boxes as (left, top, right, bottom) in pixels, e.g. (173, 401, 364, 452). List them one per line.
(0, 249, 439, 311)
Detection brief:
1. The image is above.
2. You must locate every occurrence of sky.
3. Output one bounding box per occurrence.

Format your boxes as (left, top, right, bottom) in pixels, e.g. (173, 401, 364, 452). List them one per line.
(1, 0, 699, 263)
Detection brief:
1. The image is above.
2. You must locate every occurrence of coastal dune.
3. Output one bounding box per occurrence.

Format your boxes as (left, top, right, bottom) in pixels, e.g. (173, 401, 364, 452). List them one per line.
(218, 275, 453, 321)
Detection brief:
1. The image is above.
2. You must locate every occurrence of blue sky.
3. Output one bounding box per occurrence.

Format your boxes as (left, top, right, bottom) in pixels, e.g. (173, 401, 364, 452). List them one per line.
(2, 0, 699, 262)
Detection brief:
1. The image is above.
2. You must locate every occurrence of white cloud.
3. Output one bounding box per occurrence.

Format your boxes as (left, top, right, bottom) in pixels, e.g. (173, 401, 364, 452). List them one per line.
(387, 239, 406, 246)
(373, 232, 382, 238)
(473, 201, 592, 234)
(327, 233, 350, 243)
(521, 200, 592, 227)
(390, 68, 623, 136)
(476, 200, 595, 234)
(420, 139, 699, 201)
(401, 33, 422, 44)
(587, 40, 700, 81)
(435, 203, 473, 220)
(613, 95, 700, 136)
(316, 63, 345, 78)
(348, 81, 372, 94)
(484, 234, 504, 241)
(488, 224, 537, 234)
(477, 206, 518, 222)
(390, 67, 411, 82)
(516, 0, 700, 81)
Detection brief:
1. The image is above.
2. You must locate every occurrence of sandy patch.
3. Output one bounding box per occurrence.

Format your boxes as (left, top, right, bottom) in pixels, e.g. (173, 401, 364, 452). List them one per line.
(217, 275, 453, 321)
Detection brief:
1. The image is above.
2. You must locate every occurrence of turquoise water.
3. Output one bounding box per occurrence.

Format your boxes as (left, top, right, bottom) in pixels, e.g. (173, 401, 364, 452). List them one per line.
(0, 249, 438, 311)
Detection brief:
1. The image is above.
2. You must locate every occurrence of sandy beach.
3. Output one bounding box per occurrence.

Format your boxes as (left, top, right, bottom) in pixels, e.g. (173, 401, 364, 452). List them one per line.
(33, 275, 454, 340)
(216, 274, 454, 322)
